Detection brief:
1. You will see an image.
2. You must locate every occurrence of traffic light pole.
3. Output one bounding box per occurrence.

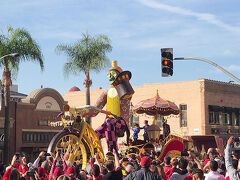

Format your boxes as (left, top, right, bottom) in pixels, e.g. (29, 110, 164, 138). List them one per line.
(174, 57, 240, 84)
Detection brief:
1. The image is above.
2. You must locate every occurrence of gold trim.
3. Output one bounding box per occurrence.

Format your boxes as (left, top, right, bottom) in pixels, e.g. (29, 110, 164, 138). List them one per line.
(158, 135, 183, 160)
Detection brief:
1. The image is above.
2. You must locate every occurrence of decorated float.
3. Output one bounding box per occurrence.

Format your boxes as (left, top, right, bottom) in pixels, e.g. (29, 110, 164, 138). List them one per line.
(130, 90, 185, 161)
(47, 60, 214, 168)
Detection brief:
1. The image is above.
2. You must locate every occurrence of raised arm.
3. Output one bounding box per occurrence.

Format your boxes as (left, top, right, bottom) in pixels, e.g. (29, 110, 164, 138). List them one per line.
(225, 136, 240, 180)
(33, 151, 45, 167)
(95, 153, 103, 173)
(49, 152, 59, 180)
(81, 91, 107, 118)
(188, 151, 203, 170)
(113, 149, 120, 169)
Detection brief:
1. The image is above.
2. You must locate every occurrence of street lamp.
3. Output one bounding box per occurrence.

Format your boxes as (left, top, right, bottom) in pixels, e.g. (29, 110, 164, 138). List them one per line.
(0, 53, 19, 165)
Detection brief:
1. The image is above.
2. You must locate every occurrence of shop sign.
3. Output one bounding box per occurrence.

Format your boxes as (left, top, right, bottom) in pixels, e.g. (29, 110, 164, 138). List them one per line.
(38, 120, 48, 126)
(194, 128, 200, 134)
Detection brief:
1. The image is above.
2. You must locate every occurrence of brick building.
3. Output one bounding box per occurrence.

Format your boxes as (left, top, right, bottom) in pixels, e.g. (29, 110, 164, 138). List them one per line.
(64, 79, 240, 146)
(0, 87, 65, 163)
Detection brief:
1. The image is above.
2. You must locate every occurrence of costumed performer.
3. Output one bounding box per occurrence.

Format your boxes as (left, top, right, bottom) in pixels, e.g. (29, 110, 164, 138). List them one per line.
(83, 60, 134, 152)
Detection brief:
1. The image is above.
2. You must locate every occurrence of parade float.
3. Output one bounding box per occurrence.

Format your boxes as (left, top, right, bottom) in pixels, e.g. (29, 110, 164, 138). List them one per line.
(131, 90, 185, 161)
(48, 60, 134, 169)
(47, 61, 197, 168)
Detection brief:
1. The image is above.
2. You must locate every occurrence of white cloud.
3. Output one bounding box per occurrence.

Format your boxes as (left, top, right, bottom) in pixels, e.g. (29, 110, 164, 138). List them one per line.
(209, 64, 240, 75)
(138, 0, 240, 34)
(227, 64, 240, 72)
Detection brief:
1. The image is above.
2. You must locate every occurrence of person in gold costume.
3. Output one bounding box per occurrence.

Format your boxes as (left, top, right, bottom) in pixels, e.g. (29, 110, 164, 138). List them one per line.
(83, 61, 134, 152)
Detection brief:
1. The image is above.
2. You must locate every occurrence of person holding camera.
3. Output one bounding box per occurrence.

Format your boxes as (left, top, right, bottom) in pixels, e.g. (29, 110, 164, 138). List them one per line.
(224, 136, 240, 180)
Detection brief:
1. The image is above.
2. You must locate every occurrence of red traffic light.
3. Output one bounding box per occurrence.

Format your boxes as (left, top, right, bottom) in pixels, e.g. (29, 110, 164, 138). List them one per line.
(163, 60, 169, 66)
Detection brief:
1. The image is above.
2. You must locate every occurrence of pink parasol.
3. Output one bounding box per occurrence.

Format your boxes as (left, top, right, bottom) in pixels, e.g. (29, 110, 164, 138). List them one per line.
(133, 90, 179, 116)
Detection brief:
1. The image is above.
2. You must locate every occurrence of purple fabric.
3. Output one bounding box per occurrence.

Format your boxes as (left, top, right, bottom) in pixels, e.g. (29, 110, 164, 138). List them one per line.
(95, 117, 128, 151)
(57, 112, 64, 118)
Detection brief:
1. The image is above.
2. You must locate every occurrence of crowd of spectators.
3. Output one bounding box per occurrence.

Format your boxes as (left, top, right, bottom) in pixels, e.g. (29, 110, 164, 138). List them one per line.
(0, 136, 239, 180)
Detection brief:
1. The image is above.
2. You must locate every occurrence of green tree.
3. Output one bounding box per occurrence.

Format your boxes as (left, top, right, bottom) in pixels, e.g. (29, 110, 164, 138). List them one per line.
(55, 32, 112, 124)
(0, 26, 44, 164)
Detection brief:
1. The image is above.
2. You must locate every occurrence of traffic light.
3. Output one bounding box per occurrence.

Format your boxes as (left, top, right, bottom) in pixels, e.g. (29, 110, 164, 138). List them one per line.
(161, 48, 173, 77)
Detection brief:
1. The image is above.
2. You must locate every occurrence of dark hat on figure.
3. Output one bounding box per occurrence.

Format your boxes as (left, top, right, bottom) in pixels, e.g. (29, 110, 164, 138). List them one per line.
(109, 60, 134, 99)
(112, 71, 132, 86)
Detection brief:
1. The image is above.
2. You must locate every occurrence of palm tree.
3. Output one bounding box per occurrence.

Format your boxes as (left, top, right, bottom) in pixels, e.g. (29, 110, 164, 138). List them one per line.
(0, 26, 44, 164)
(55, 32, 112, 124)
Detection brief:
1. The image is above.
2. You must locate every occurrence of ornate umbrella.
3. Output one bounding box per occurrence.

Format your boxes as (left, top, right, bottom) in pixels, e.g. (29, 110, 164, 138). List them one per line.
(133, 90, 179, 116)
(133, 90, 179, 140)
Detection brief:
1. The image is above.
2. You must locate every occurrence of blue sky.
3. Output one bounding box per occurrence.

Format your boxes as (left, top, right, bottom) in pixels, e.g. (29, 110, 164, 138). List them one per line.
(1, 0, 240, 95)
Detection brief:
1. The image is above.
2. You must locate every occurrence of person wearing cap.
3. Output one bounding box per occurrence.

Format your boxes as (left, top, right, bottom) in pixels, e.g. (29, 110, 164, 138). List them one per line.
(65, 166, 76, 180)
(81, 60, 134, 152)
(124, 156, 161, 180)
(49, 151, 67, 180)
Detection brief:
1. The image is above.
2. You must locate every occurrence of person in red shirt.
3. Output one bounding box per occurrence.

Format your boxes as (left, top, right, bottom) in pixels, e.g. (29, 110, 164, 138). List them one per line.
(19, 156, 28, 178)
(3, 155, 18, 180)
(165, 158, 178, 180)
(163, 156, 172, 174)
(38, 167, 48, 180)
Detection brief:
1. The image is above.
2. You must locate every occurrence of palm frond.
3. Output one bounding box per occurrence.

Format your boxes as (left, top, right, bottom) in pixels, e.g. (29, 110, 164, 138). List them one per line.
(0, 27, 44, 77)
(56, 32, 112, 80)
(8, 28, 44, 71)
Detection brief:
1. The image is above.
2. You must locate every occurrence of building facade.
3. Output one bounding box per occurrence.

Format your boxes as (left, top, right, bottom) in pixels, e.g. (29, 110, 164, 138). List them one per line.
(64, 79, 240, 145)
(0, 88, 65, 163)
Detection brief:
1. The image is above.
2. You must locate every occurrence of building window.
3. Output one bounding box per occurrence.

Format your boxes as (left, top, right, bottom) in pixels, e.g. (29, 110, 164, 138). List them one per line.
(233, 111, 240, 126)
(209, 111, 220, 125)
(22, 132, 57, 143)
(180, 104, 187, 127)
(222, 112, 232, 125)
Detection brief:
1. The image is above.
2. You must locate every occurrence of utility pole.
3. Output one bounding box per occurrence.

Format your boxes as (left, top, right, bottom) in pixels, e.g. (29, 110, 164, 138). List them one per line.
(174, 57, 240, 83)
